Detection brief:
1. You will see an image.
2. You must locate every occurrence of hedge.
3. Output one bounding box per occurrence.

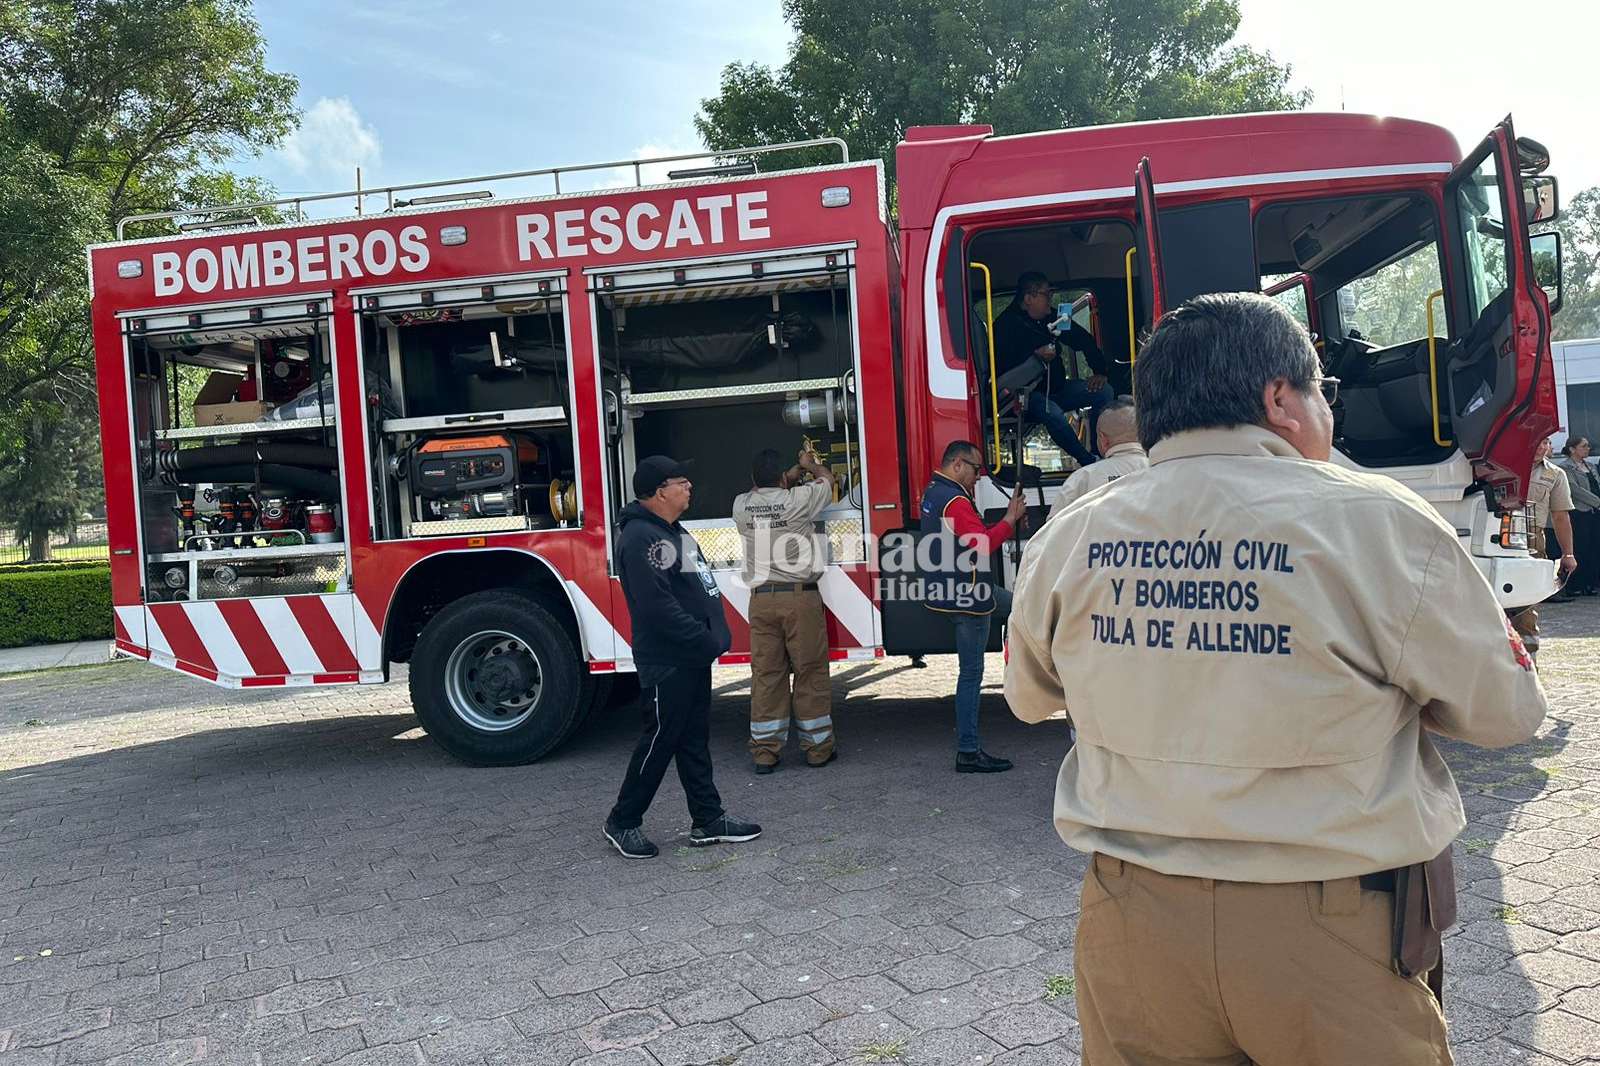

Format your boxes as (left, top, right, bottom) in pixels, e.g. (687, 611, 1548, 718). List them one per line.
(0, 565, 114, 648)
(0, 559, 111, 574)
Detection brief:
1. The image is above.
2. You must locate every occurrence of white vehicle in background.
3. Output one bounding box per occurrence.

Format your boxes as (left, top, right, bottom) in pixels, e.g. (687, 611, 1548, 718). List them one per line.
(1552, 337, 1600, 448)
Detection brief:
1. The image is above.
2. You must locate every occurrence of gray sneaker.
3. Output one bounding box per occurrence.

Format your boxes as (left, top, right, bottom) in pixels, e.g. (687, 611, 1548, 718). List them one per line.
(689, 815, 763, 846)
(604, 821, 659, 859)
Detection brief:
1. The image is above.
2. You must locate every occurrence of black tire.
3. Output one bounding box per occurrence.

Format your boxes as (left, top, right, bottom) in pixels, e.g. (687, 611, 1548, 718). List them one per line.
(558, 673, 613, 745)
(409, 590, 592, 765)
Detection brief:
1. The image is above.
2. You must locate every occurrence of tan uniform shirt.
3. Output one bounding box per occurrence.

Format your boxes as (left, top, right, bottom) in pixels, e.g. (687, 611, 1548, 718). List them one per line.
(1046, 441, 1149, 521)
(1006, 425, 1548, 883)
(1528, 457, 1574, 530)
(732, 480, 833, 586)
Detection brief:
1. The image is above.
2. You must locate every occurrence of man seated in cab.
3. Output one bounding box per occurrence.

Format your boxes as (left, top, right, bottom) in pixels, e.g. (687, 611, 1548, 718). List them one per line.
(991, 271, 1114, 468)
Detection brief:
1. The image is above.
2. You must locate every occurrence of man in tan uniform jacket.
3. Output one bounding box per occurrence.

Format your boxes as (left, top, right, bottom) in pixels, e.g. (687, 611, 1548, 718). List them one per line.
(733, 447, 836, 771)
(1006, 293, 1548, 1066)
(1046, 397, 1147, 522)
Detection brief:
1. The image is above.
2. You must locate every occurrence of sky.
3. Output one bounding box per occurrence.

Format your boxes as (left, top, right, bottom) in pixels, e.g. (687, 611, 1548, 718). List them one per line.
(232, 0, 1600, 215)
(234, 2, 793, 211)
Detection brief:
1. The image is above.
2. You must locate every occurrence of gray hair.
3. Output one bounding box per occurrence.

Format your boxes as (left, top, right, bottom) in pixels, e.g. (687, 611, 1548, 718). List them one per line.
(1096, 397, 1138, 445)
(1133, 292, 1319, 451)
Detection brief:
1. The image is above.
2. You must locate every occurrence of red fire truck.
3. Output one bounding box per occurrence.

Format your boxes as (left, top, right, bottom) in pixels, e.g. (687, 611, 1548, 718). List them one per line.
(87, 112, 1563, 764)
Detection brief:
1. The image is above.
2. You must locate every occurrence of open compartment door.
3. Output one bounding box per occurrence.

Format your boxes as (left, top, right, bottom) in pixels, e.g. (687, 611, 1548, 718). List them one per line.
(1444, 116, 1558, 510)
(1133, 157, 1167, 327)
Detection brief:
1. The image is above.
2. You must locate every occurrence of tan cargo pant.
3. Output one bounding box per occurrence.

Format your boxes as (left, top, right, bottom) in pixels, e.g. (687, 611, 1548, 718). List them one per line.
(1076, 855, 1450, 1066)
(748, 587, 833, 765)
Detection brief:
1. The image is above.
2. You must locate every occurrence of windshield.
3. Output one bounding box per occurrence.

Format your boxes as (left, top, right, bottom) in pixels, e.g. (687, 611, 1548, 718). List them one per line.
(1335, 241, 1445, 347)
(1454, 154, 1510, 320)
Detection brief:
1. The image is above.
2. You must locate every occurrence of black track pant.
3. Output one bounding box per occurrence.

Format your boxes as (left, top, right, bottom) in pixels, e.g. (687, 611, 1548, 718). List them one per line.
(1572, 511, 1600, 593)
(608, 665, 725, 831)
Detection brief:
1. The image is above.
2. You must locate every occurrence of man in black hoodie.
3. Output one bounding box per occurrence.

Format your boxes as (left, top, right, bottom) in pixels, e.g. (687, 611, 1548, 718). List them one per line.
(992, 271, 1114, 468)
(604, 455, 762, 859)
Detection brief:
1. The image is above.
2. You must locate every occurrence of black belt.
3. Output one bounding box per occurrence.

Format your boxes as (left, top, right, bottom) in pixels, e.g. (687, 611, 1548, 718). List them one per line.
(751, 581, 819, 594)
(1359, 869, 1397, 893)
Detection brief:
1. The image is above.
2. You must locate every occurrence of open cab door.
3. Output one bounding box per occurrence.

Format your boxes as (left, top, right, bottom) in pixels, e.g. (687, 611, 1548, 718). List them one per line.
(1123, 157, 1168, 384)
(1444, 116, 1559, 511)
(1133, 157, 1167, 330)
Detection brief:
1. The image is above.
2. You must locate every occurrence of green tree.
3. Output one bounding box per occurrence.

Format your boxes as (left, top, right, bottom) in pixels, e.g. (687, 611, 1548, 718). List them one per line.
(0, 0, 298, 560)
(0, 0, 297, 222)
(0, 401, 101, 561)
(0, 132, 104, 399)
(695, 0, 1309, 181)
(1536, 184, 1600, 341)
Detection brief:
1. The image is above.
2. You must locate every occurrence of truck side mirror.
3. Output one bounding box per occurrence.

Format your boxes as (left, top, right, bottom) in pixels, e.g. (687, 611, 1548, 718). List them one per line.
(1523, 175, 1559, 225)
(1530, 231, 1562, 315)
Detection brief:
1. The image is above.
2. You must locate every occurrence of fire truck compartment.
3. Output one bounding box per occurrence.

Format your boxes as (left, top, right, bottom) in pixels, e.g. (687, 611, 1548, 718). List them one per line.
(124, 305, 349, 603)
(597, 269, 865, 565)
(358, 287, 579, 541)
(623, 398, 855, 517)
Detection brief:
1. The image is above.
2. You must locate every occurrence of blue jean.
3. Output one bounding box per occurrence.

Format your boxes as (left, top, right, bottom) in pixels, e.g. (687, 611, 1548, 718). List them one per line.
(952, 585, 1012, 753)
(1025, 379, 1115, 466)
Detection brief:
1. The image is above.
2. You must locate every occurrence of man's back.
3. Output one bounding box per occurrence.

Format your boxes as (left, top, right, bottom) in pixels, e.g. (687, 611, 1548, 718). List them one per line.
(1046, 442, 1148, 520)
(1007, 425, 1547, 882)
(732, 480, 832, 585)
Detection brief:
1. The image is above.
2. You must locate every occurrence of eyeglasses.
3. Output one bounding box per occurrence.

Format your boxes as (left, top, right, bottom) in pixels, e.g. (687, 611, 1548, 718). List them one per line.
(954, 456, 986, 475)
(1314, 376, 1340, 405)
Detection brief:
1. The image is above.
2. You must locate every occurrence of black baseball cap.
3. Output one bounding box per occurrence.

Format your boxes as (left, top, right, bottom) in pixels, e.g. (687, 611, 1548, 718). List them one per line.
(633, 455, 693, 498)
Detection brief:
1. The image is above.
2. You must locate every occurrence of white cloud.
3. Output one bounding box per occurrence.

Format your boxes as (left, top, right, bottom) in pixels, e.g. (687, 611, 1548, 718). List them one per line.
(567, 140, 709, 192)
(278, 97, 383, 185)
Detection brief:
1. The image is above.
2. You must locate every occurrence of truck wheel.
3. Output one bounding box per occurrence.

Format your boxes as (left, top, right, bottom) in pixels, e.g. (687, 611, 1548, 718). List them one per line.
(558, 673, 614, 746)
(409, 590, 589, 765)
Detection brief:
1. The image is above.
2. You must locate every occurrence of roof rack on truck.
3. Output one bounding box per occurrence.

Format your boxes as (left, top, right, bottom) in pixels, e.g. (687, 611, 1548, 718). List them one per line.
(115, 137, 851, 239)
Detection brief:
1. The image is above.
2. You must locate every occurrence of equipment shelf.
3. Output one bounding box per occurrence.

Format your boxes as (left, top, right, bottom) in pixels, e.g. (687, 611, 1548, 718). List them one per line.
(156, 417, 336, 441)
(621, 376, 847, 409)
(380, 405, 568, 435)
(148, 542, 347, 564)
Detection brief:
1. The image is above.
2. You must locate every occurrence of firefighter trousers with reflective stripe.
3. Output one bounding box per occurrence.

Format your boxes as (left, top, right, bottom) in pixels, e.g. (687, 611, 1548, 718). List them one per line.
(748, 588, 833, 765)
(608, 665, 724, 831)
(1075, 854, 1451, 1066)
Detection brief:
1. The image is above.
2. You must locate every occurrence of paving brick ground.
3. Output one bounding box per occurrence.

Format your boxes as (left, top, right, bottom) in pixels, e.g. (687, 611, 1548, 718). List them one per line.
(1, 598, 1598, 1065)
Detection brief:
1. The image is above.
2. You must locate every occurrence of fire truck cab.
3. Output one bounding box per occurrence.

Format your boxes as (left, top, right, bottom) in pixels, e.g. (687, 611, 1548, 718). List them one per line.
(86, 112, 1563, 765)
(894, 112, 1562, 629)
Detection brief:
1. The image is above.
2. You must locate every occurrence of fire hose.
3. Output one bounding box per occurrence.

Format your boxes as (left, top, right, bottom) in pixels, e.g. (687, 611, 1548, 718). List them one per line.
(155, 443, 338, 472)
(157, 463, 340, 500)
